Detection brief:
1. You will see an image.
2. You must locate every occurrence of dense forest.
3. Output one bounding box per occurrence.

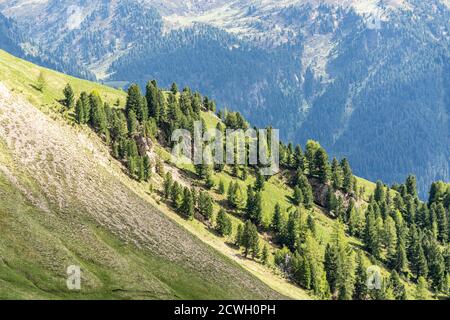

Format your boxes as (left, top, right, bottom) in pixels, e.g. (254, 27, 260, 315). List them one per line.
(59, 78, 450, 300)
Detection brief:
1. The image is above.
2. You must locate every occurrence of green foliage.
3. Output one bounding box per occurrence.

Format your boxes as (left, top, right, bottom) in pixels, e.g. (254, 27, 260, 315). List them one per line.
(62, 83, 75, 109)
(216, 209, 232, 237)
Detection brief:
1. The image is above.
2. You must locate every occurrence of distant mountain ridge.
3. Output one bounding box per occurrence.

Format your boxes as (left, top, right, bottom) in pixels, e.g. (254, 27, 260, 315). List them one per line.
(0, 0, 448, 197)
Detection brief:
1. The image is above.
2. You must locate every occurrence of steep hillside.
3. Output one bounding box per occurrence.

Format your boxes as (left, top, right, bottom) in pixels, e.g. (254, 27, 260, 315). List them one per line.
(0, 50, 289, 299)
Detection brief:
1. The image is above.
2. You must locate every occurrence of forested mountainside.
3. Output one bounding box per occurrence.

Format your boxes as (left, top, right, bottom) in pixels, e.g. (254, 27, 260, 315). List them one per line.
(0, 0, 448, 198)
(2, 50, 448, 299)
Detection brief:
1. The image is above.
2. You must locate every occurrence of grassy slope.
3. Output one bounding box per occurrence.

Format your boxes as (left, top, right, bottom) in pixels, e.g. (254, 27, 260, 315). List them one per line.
(0, 49, 422, 300)
(0, 50, 284, 300)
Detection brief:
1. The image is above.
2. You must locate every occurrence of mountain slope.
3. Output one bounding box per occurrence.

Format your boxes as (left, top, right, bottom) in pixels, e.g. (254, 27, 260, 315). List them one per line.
(0, 50, 288, 299)
(0, 1, 448, 198)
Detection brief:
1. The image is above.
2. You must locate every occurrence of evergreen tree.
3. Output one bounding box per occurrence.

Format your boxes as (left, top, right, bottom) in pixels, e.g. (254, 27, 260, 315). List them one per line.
(261, 244, 270, 265)
(384, 216, 398, 264)
(340, 158, 353, 194)
(389, 271, 407, 300)
(216, 209, 232, 237)
(414, 277, 430, 300)
(242, 221, 259, 258)
(170, 182, 183, 210)
(314, 148, 330, 184)
(427, 240, 446, 293)
(181, 187, 194, 220)
(127, 109, 138, 137)
(143, 155, 151, 181)
(292, 186, 303, 206)
(218, 180, 225, 194)
(305, 140, 320, 175)
(235, 224, 244, 246)
(272, 203, 284, 233)
(254, 171, 265, 191)
(374, 181, 386, 203)
(89, 91, 108, 139)
(126, 84, 144, 121)
(63, 83, 75, 109)
(163, 172, 173, 199)
(331, 158, 343, 190)
(198, 192, 214, 220)
(75, 98, 84, 124)
(406, 175, 418, 198)
(353, 252, 368, 300)
(436, 203, 448, 243)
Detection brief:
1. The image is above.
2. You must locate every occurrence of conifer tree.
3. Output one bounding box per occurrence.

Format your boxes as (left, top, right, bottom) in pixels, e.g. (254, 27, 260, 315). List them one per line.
(314, 148, 330, 183)
(340, 158, 353, 194)
(218, 180, 225, 194)
(216, 209, 232, 237)
(63, 83, 75, 109)
(292, 186, 303, 206)
(126, 84, 144, 121)
(170, 182, 183, 210)
(75, 99, 84, 124)
(389, 271, 407, 300)
(181, 187, 194, 220)
(261, 244, 270, 265)
(414, 277, 430, 300)
(331, 158, 343, 190)
(353, 252, 368, 300)
(199, 192, 214, 220)
(235, 224, 244, 246)
(254, 171, 266, 191)
(272, 203, 284, 233)
(163, 172, 173, 199)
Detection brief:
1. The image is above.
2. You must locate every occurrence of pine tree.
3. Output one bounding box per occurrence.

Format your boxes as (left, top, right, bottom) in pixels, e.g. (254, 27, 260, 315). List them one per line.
(235, 224, 244, 246)
(305, 140, 320, 175)
(218, 180, 225, 194)
(384, 216, 398, 264)
(353, 252, 368, 300)
(127, 109, 138, 137)
(331, 158, 343, 190)
(405, 175, 418, 198)
(75, 99, 84, 124)
(393, 238, 409, 275)
(314, 148, 330, 183)
(170, 182, 183, 210)
(261, 244, 270, 265)
(364, 210, 381, 259)
(242, 221, 259, 258)
(340, 158, 353, 194)
(216, 209, 232, 237)
(436, 203, 448, 243)
(254, 171, 265, 191)
(427, 240, 446, 293)
(292, 186, 303, 206)
(126, 84, 144, 121)
(89, 91, 108, 139)
(389, 271, 407, 300)
(163, 173, 173, 199)
(181, 187, 194, 220)
(374, 181, 386, 204)
(143, 155, 151, 181)
(62, 83, 75, 109)
(272, 203, 284, 233)
(198, 192, 214, 220)
(414, 277, 430, 300)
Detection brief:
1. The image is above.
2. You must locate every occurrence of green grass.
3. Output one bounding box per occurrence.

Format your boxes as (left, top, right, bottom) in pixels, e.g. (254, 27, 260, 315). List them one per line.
(0, 49, 126, 112)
